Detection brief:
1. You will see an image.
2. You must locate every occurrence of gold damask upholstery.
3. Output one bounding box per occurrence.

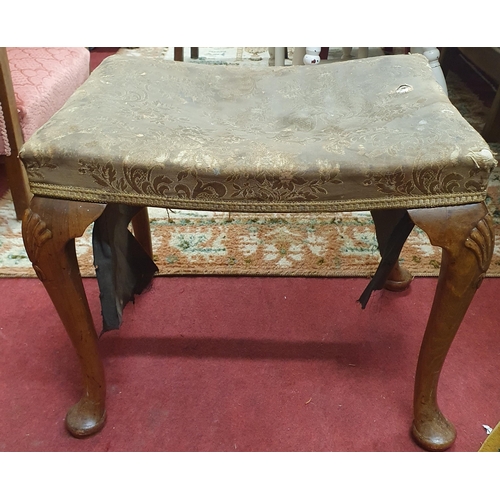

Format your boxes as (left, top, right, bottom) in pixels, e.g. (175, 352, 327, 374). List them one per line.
(20, 53, 496, 213)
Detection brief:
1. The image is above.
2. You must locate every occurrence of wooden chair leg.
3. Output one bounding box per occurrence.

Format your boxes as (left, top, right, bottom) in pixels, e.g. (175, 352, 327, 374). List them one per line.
(408, 202, 494, 451)
(371, 208, 413, 292)
(131, 207, 153, 259)
(4, 153, 32, 220)
(174, 47, 184, 62)
(22, 196, 107, 437)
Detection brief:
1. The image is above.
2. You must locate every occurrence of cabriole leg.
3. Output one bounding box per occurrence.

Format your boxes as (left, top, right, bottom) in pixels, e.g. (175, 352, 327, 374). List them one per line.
(131, 207, 153, 258)
(408, 203, 493, 450)
(22, 196, 107, 437)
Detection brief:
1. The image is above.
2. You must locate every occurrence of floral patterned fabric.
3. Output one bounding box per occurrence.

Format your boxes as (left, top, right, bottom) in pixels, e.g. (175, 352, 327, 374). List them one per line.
(20, 53, 496, 213)
(0, 47, 89, 156)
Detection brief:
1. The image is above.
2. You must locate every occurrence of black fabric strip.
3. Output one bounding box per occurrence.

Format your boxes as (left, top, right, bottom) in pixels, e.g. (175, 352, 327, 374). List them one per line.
(92, 204, 158, 335)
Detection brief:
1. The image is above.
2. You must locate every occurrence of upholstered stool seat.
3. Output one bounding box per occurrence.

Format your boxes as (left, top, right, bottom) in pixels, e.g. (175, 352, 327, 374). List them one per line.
(19, 53, 497, 451)
(22, 54, 495, 211)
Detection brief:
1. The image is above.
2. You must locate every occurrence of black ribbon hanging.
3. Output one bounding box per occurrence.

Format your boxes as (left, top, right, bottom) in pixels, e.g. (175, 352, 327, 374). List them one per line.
(92, 204, 159, 335)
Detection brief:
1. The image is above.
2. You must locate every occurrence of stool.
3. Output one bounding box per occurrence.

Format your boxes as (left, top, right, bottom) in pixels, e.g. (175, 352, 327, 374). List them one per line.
(19, 53, 496, 451)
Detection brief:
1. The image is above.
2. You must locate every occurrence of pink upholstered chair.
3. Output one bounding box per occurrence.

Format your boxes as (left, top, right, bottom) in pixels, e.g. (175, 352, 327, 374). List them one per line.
(0, 47, 90, 219)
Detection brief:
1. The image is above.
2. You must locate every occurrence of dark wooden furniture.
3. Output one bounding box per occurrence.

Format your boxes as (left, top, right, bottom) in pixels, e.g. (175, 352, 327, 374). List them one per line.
(174, 47, 199, 61)
(441, 47, 500, 142)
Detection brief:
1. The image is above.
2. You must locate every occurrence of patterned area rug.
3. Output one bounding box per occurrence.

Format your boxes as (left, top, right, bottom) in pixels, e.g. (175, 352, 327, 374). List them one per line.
(2, 48, 500, 278)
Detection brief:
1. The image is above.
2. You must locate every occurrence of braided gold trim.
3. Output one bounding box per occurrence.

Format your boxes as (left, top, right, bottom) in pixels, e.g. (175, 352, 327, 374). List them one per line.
(30, 182, 487, 213)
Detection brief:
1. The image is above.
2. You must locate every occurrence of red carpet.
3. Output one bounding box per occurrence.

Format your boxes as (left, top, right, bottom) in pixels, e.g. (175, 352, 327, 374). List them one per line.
(0, 275, 499, 451)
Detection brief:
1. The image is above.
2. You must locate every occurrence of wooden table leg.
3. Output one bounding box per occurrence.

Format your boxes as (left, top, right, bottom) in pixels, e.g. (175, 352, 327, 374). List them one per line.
(408, 202, 494, 450)
(22, 196, 107, 437)
(371, 208, 414, 291)
(131, 207, 153, 259)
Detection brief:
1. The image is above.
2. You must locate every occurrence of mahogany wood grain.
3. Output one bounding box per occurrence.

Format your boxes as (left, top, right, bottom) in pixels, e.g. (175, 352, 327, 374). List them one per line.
(174, 48, 200, 62)
(131, 207, 153, 259)
(408, 202, 493, 450)
(22, 197, 107, 437)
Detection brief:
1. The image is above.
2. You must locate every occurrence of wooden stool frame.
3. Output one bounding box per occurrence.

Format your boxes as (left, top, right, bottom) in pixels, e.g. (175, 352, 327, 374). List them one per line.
(22, 196, 494, 451)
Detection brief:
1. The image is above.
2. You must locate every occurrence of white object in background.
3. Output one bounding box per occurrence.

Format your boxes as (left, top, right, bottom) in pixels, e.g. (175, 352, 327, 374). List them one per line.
(483, 424, 493, 435)
(304, 47, 321, 65)
(416, 47, 448, 95)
